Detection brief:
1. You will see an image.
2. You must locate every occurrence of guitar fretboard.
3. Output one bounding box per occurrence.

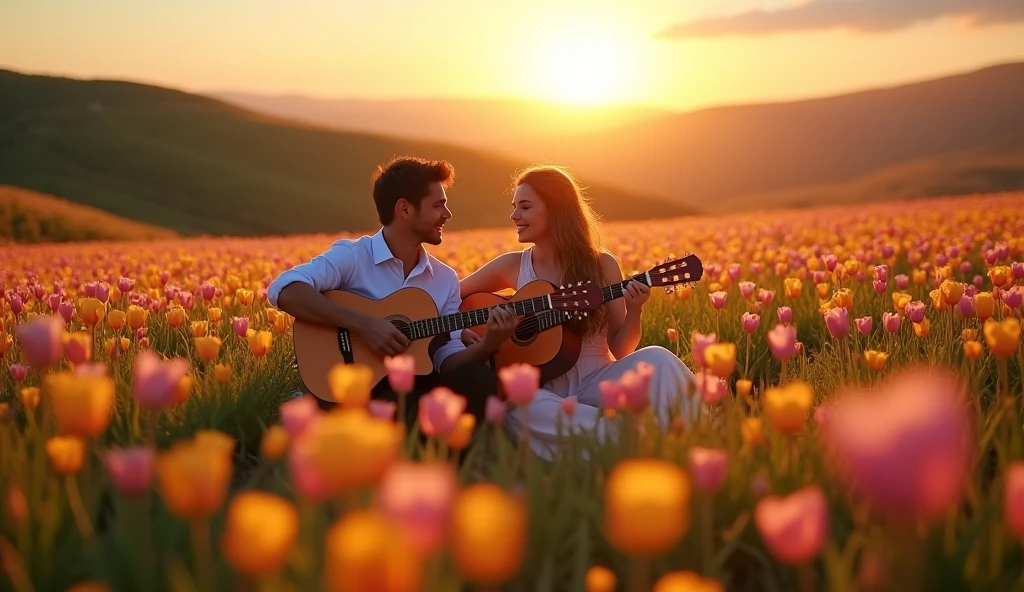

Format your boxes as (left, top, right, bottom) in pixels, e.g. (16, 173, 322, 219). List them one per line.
(405, 293, 552, 340)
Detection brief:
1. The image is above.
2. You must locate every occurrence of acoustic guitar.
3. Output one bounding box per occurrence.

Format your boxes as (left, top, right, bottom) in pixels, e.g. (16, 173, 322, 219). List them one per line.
(292, 283, 604, 402)
(461, 253, 704, 384)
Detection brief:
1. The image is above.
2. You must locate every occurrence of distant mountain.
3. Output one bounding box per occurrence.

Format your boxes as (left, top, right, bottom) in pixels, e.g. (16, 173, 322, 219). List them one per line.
(209, 93, 670, 156)
(0, 185, 177, 243)
(0, 69, 690, 237)
(216, 62, 1024, 212)
(725, 134, 1024, 211)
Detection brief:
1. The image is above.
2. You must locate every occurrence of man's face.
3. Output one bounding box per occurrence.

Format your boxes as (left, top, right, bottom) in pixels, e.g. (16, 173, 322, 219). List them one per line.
(410, 182, 452, 245)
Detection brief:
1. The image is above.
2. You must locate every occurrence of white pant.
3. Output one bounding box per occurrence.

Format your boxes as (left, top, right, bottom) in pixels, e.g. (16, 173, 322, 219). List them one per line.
(503, 346, 700, 460)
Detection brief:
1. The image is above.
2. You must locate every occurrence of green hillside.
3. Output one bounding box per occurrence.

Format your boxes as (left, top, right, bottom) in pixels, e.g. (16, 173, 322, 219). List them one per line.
(0, 185, 177, 243)
(0, 69, 692, 237)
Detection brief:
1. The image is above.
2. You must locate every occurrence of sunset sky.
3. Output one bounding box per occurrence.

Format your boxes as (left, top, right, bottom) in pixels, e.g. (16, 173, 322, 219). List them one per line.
(3, 0, 1024, 111)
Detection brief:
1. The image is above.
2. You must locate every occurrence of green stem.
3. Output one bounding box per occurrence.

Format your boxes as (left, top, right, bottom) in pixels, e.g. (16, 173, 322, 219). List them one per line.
(190, 518, 215, 592)
(629, 556, 651, 592)
(0, 534, 36, 592)
(65, 474, 95, 540)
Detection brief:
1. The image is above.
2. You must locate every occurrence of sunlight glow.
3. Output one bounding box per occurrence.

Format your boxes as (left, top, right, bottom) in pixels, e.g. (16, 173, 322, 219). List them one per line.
(548, 37, 619, 104)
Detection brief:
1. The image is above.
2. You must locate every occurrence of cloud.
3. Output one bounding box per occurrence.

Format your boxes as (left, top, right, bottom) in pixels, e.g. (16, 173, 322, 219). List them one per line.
(655, 0, 1024, 39)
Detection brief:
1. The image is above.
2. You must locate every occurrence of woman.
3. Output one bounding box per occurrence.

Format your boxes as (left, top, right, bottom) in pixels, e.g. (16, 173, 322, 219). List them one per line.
(458, 164, 700, 460)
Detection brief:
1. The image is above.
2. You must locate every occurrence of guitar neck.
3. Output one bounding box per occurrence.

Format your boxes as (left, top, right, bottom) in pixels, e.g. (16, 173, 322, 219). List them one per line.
(601, 271, 652, 302)
(406, 293, 552, 340)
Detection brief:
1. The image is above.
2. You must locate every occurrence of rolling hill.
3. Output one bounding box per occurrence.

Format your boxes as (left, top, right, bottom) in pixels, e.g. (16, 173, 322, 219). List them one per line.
(0, 185, 177, 244)
(0, 69, 691, 237)
(216, 62, 1024, 212)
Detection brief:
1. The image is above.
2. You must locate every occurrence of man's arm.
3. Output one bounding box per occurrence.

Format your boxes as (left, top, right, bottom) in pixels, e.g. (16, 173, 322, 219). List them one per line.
(267, 241, 367, 330)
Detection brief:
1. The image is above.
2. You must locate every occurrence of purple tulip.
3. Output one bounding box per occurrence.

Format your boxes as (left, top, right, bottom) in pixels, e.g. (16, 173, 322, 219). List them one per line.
(896, 275, 910, 289)
(777, 306, 793, 325)
(825, 307, 850, 339)
(958, 296, 975, 318)
(882, 312, 901, 333)
(742, 312, 761, 334)
(856, 316, 872, 337)
(905, 301, 926, 324)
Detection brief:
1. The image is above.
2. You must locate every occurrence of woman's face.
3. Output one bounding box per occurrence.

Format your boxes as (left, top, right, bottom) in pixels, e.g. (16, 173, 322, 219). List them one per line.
(510, 183, 549, 244)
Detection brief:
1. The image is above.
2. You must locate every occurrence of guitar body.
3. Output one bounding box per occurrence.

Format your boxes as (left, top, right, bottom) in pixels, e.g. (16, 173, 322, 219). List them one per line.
(462, 279, 582, 385)
(292, 288, 441, 402)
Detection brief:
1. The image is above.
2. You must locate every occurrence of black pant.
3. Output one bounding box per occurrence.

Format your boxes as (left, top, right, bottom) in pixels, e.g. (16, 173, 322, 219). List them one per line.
(316, 361, 496, 429)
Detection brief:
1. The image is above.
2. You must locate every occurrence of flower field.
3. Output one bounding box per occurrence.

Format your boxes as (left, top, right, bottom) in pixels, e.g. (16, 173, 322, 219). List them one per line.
(1, 191, 1024, 592)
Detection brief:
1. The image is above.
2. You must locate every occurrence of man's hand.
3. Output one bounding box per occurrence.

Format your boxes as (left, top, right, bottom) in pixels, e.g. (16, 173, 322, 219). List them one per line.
(461, 328, 483, 346)
(356, 315, 410, 357)
(480, 305, 518, 353)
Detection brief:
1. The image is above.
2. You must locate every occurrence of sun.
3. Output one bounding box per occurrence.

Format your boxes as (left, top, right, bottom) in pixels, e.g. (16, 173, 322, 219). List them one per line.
(547, 37, 620, 105)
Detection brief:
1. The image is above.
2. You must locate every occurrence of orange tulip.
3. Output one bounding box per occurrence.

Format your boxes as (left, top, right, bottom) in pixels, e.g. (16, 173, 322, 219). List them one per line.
(450, 483, 527, 585)
(764, 381, 813, 434)
(325, 510, 423, 592)
(46, 436, 85, 475)
(44, 370, 115, 438)
(220, 491, 298, 577)
(984, 318, 1021, 359)
(604, 458, 691, 557)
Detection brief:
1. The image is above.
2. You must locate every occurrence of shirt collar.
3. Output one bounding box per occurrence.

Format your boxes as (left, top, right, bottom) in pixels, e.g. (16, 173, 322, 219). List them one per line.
(371, 228, 433, 274)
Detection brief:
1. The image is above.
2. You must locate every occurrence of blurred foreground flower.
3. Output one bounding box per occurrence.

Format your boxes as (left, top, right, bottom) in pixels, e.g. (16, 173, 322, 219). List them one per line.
(377, 461, 457, 556)
(326, 509, 423, 592)
(755, 485, 829, 565)
(221, 491, 298, 577)
(604, 458, 691, 557)
(450, 483, 527, 586)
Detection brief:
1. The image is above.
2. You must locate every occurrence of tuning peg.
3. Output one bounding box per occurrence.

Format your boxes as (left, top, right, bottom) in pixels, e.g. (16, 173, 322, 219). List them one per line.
(559, 284, 565, 289)
(665, 286, 675, 294)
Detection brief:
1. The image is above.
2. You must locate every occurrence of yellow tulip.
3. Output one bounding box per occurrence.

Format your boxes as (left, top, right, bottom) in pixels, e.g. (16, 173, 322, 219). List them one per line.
(964, 340, 983, 360)
(104, 337, 131, 357)
(156, 436, 233, 520)
(604, 458, 691, 557)
(214, 363, 232, 384)
(862, 350, 888, 373)
(220, 491, 298, 577)
(831, 288, 853, 310)
(207, 307, 222, 322)
(764, 381, 814, 434)
(327, 363, 373, 407)
(784, 278, 802, 298)
(46, 436, 85, 475)
(44, 371, 115, 438)
(940, 280, 964, 306)
(450, 484, 527, 586)
(77, 298, 105, 327)
(107, 309, 126, 331)
(247, 330, 273, 357)
(975, 292, 995, 321)
(703, 343, 737, 378)
(741, 417, 765, 447)
(19, 387, 40, 411)
(191, 320, 208, 337)
(987, 266, 1010, 287)
(308, 407, 402, 495)
(929, 289, 948, 312)
(325, 510, 423, 592)
(984, 318, 1021, 359)
(912, 269, 927, 285)
(126, 305, 148, 331)
(167, 306, 187, 328)
(913, 318, 931, 338)
(194, 336, 222, 362)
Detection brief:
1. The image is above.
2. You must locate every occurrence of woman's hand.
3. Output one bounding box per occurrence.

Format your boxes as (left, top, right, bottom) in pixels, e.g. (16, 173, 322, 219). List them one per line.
(622, 280, 651, 314)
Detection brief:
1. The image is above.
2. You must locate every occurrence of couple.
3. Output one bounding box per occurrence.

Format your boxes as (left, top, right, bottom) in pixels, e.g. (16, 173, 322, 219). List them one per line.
(267, 156, 699, 459)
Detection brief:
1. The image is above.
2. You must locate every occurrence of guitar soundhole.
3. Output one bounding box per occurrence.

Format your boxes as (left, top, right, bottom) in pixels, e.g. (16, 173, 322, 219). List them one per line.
(387, 315, 414, 339)
(511, 314, 540, 346)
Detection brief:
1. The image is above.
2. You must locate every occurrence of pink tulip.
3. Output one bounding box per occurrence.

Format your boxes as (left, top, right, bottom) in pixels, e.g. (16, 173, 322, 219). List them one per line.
(690, 332, 717, 367)
(599, 379, 625, 410)
(1012, 262, 1024, 279)
(709, 291, 728, 310)
(498, 363, 539, 405)
(118, 276, 135, 294)
(822, 254, 838, 272)
(749, 262, 762, 275)
(820, 367, 973, 523)
(8, 294, 24, 316)
(1004, 462, 1024, 541)
(58, 300, 75, 324)
(384, 354, 416, 394)
(958, 295, 975, 318)
(15, 315, 64, 368)
(1004, 287, 1023, 310)
(882, 312, 901, 333)
(83, 282, 97, 298)
(768, 324, 797, 361)
(755, 485, 829, 566)
(965, 284, 978, 297)
(757, 289, 775, 304)
(905, 301, 926, 324)
(200, 282, 216, 301)
(418, 387, 465, 438)
(368, 400, 396, 421)
(960, 261, 973, 276)
(232, 317, 249, 338)
(895, 274, 910, 289)
(617, 361, 654, 413)
(881, 244, 894, 258)
(739, 281, 755, 299)
(105, 447, 155, 497)
(95, 282, 110, 304)
(9, 364, 28, 382)
(973, 275, 984, 289)
(689, 447, 729, 494)
(855, 316, 872, 337)
(47, 293, 62, 312)
(985, 250, 999, 265)
(695, 371, 726, 406)
(742, 312, 760, 334)
(874, 265, 888, 282)
(377, 461, 458, 555)
(825, 307, 850, 339)
(287, 428, 333, 502)
(727, 264, 741, 281)
(281, 395, 320, 438)
(812, 270, 826, 284)
(132, 350, 190, 408)
(776, 306, 792, 325)
(485, 396, 506, 424)
(873, 280, 886, 296)
(561, 396, 577, 417)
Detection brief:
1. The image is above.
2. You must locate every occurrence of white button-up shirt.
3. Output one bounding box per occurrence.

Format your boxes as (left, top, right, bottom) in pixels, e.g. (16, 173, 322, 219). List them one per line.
(266, 228, 466, 372)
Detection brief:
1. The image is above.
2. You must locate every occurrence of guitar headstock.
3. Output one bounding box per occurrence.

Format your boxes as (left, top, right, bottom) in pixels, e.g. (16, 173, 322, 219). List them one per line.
(641, 253, 704, 293)
(550, 281, 603, 314)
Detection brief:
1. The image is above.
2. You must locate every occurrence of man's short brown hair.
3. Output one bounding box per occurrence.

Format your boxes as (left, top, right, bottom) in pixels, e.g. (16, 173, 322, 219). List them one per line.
(371, 156, 455, 225)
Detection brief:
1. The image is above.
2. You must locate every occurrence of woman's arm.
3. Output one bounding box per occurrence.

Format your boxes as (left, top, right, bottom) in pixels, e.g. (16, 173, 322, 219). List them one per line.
(600, 252, 648, 360)
(458, 251, 521, 298)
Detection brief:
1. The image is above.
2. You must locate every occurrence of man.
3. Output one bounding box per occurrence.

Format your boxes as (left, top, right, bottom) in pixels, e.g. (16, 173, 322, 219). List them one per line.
(267, 156, 517, 426)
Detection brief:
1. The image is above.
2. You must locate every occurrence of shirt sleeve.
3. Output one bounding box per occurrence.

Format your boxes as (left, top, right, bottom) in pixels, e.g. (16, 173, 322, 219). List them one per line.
(431, 269, 467, 372)
(267, 240, 356, 309)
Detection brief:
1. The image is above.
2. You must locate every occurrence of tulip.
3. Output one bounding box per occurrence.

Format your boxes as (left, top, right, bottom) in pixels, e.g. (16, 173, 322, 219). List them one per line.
(1004, 287, 1023, 310)
(247, 329, 273, 357)
(1004, 462, 1024, 541)
(767, 324, 796, 361)
(156, 435, 234, 520)
(450, 484, 527, 586)
(193, 336, 221, 363)
(46, 436, 85, 475)
(617, 361, 654, 412)
(368, 400, 396, 421)
(873, 279, 886, 296)
(882, 312, 901, 333)
(755, 485, 829, 565)
(384, 354, 415, 394)
(690, 332, 717, 367)
(77, 297, 105, 327)
(45, 370, 115, 438)
(9, 363, 28, 382)
(764, 381, 813, 434)
(325, 511, 424, 592)
(133, 351, 191, 408)
(709, 291, 728, 310)
(105, 447, 155, 497)
(498, 363, 540, 405)
(327, 363, 373, 407)
(703, 343, 736, 378)
(107, 310, 126, 331)
(758, 289, 775, 304)
(126, 305, 148, 331)
(855, 316, 872, 336)
(863, 350, 888, 372)
(307, 407, 402, 494)
(741, 312, 760, 334)
(260, 425, 289, 459)
(221, 491, 299, 577)
(281, 395, 320, 439)
(446, 414, 476, 449)
(689, 447, 729, 494)
(694, 371, 726, 406)
(913, 318, 931, 338)
(419, 387, 466, 438)
(959, 295, 976, 318)
(232, 316, 249, 337)
(653, 572, 725, 592)
(666, 327, 677, 343)
(895, 274, 910, 289)
(561, 396, 578, 417)
(975, 292, 995, 321)
(15, 314, 64, 368)
(585, 566, 617, 592)
(783, 278, 802, 298)
(905, 301, 926, 324)
(604, 458, 691, 557)
(485, 396, 506, 424)
(984, 318, 1021, 359)
(739, 281, 755, 299)
(376, 461, 457, 555)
